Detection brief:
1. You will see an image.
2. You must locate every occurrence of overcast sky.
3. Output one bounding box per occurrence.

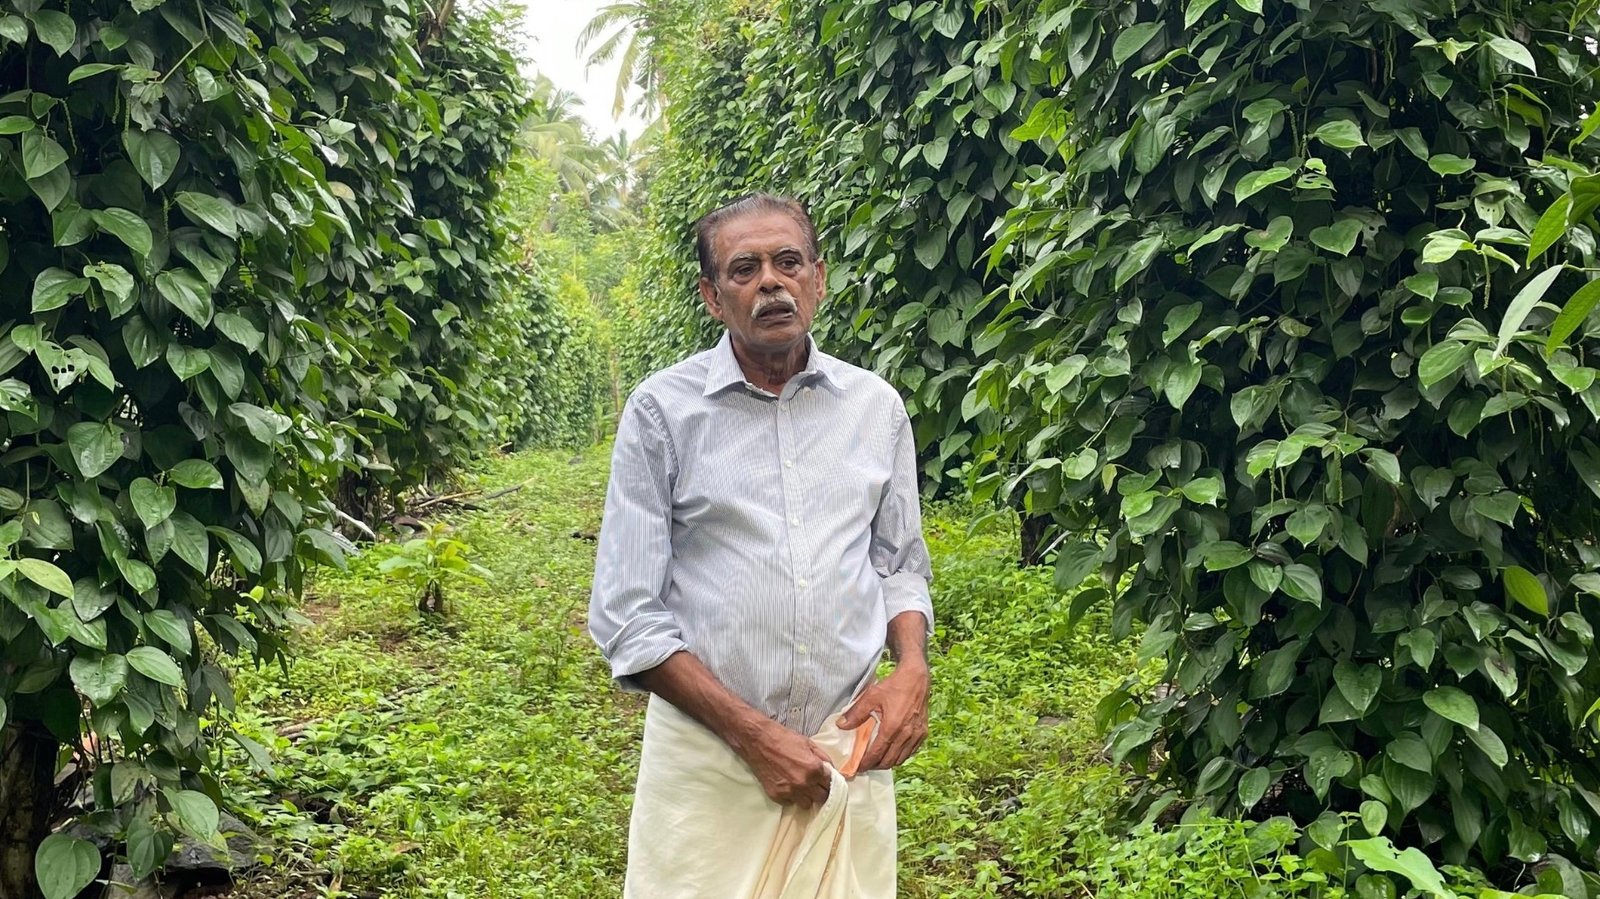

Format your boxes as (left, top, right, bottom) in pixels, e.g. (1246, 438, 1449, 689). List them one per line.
(509, 1, 651, 141)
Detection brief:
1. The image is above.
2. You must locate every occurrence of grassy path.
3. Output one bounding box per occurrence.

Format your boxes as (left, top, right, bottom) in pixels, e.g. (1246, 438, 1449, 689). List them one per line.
(219, 446, 1131, 898)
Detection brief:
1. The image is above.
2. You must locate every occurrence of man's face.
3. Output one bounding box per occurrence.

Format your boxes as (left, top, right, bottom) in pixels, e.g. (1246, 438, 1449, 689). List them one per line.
(698, 211, 827, 359)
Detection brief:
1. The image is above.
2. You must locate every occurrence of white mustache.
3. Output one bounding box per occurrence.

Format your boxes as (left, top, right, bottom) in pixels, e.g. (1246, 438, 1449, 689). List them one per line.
(751, 293, 798, 320)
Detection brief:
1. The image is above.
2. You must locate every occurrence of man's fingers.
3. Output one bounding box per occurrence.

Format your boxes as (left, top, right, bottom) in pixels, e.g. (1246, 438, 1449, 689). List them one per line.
(837, 695, 880, 729)
(841, 717, 877, 778)
(894, 725, 927, 763)
(869, 720, 928, 770)
(887, 733, 925, 768)
(808, 764, 832, 807)
(861, 718, 910, 770)
(859, 733, 892, 771)
(872, 733, 903, 769)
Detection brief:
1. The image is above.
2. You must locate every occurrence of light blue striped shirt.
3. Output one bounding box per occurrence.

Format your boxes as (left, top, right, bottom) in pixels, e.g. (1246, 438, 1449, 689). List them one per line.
(588, 332, 934, 736)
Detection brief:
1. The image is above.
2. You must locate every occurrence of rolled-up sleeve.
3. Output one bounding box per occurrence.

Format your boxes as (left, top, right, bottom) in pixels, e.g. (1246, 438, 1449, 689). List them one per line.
(870, 403, 934, 635)
(588, 393, 687, 690)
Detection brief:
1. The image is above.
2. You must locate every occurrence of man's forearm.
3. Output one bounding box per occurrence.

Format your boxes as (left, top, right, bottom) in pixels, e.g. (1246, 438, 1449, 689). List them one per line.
(885, 610, 929, 669)
(632, 650, 774, 757)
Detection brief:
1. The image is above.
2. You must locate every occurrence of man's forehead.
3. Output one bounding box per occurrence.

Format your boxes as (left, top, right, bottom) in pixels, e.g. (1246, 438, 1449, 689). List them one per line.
(713, 211, 809, 255)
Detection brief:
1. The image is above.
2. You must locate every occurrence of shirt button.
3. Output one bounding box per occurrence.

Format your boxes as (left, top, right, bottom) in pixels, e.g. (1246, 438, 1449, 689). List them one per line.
(796, 578, 808, 589)
(785, 460, 794, 468)
(789, 707, 801, 716)
(790, 516, 800, 526)
(797, 644, 808, 654)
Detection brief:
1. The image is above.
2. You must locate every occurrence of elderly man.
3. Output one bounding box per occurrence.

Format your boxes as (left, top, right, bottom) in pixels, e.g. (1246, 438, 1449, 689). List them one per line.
(588, 193, 934, 897)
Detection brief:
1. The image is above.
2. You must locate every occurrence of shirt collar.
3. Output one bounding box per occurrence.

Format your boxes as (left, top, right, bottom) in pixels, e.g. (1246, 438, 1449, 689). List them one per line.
(703, 331, 846, 398)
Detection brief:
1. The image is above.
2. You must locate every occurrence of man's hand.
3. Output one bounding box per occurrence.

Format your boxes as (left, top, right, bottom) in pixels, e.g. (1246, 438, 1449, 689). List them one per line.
(737, 720, 835, 809)
(635, 652, 838, 809)
(836, 657, 930, 772)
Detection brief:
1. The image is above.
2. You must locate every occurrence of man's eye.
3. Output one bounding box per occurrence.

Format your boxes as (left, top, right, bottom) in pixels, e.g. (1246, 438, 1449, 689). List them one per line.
(777, 257, 801, 269)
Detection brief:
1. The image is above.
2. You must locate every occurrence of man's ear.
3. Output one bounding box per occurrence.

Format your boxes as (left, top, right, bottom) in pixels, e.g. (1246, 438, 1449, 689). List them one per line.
(814, 259, 828, 301)
(699, 276, 723, 320)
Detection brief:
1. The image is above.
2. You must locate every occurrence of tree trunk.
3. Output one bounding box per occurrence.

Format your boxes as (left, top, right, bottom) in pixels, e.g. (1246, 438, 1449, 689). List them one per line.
(334, 470, 384, 537)
(1019, 513, 1052, 568)
(0, 722, 58, 899)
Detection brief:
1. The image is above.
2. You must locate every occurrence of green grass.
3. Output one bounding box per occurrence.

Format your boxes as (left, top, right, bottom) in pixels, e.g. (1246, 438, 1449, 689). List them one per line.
(224, 446, 638, 898)
(214, 445, 1341, 898)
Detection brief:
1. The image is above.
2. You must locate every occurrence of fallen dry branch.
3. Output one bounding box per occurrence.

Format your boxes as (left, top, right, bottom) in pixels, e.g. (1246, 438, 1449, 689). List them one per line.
(410, 483, 525, 513)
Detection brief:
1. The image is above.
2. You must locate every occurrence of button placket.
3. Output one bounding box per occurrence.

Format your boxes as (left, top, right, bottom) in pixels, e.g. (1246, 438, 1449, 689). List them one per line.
(775, 396, 815, 727)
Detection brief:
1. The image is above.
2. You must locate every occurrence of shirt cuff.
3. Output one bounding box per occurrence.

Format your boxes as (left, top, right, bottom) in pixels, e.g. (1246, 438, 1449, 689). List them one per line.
(601, 612, 688, 692)
(882, 571, 934, 637)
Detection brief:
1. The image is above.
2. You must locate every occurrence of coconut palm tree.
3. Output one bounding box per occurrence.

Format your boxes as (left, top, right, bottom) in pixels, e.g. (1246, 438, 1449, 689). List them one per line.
(523, 75, 603, 196)
(576, 0, 666, 120)
(593, 131, 638, 207)
(577, 130, 648, 231)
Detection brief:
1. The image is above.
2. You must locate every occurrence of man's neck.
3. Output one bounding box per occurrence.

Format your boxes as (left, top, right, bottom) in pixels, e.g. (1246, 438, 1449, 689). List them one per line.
(731, 337, 810, 394)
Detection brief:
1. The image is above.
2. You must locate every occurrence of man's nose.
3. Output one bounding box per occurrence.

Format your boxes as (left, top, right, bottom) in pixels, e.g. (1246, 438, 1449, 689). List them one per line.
(758, 261, 783, 290)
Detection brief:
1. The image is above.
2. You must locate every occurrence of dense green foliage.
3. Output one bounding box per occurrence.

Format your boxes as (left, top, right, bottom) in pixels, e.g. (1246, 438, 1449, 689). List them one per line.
(992, 0, 1600, 883)
(0, 0, 601, 890)
(627, 0, 1600, 889)
(499, 154, 624, 449)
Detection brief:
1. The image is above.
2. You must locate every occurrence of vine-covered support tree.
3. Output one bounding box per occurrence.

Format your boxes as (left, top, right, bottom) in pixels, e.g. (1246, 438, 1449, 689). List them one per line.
(622, 0, 1059, 498)
(983, 0, 1600, 886)
(293, 5, 536, 520)
(0, 2, 533, 896)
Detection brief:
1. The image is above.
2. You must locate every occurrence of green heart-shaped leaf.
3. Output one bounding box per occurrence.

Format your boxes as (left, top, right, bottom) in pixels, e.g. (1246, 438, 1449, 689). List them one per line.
(126, 646, 183, 686)
(27, 9, 75, 56)
(168, 789, 220, 840)
(66, 420, 123, 478)
(1423, 686, 1480, 730)
(70, 653, 128, 706)
(85, 262, 137, 317)
(1360, 800, 1388, 836)
(35, 834, 99, 899)
(22, 131, 68, 180)
(168, 511, 210, 573)
(1503, 566, 1549, 616)
(168, 459, 224, 490)
(32, 267, 88, 312)
(1312, 119, 1365, 151)
(1486, 35, 1536, 73)
(1244, 216, 1293, 252)
(166, 342, 211, 381)
(124, 129, 181, 190)
(1428, 153, 1476, 176)
(129, 477, 177, 529)
(1234, 166, 1294, 202)
(175, 191, 239, 238)
(1309, 219, 1362, 256)
(1417, 340, 1474, 388)
(1112, 22, 1162, 66)
(92, 208, 153, 258)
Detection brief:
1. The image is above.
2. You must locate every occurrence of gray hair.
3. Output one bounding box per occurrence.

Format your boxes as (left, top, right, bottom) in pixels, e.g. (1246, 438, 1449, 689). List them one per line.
(694, 193, 819, 280)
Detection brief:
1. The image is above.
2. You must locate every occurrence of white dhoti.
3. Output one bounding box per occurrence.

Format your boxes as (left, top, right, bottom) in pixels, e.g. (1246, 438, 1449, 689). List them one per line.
(624, 694, 898, 899)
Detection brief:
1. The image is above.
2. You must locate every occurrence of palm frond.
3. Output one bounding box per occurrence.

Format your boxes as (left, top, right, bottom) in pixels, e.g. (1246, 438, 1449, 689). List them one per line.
(581, 26, 630, 68)
(575, 2, 642, 52)
(612, 32, 648, 117)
